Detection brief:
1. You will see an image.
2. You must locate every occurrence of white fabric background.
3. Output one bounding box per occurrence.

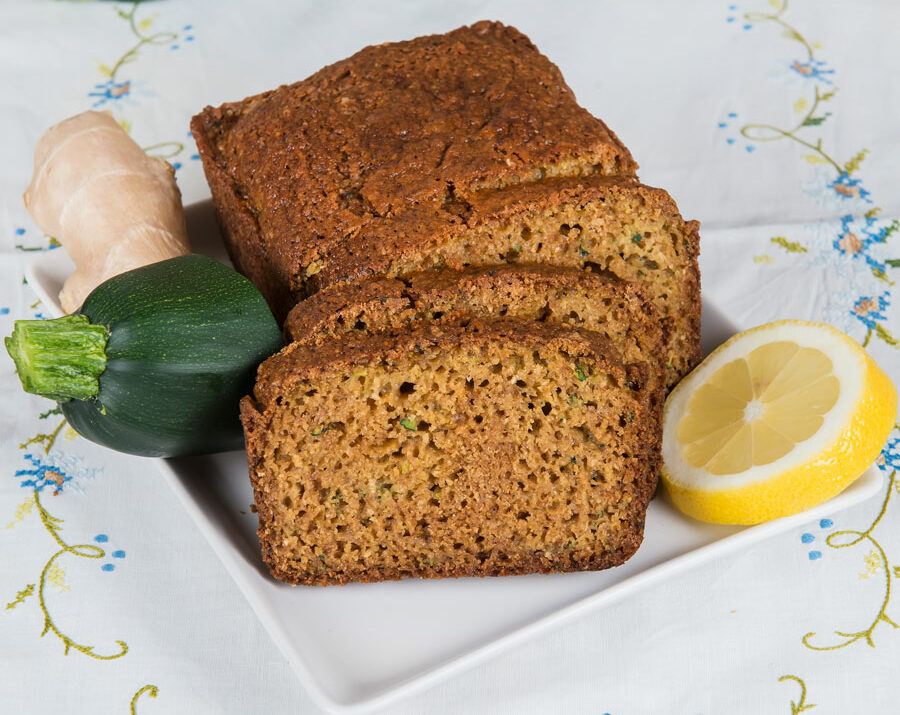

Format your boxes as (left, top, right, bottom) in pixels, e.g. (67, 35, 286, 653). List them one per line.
(2, 1, 898, 712)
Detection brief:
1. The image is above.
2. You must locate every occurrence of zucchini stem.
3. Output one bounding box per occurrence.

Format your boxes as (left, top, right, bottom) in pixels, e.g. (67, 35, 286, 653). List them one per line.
(5, 315, 109, 402)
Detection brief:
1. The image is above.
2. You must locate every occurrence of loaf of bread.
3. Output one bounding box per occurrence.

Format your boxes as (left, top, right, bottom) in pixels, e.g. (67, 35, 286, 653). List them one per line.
(191, 21, 701, 384)
(283, 265, 665, 403)
(241, 320, 658, 585)
(193, 21, 699, 586)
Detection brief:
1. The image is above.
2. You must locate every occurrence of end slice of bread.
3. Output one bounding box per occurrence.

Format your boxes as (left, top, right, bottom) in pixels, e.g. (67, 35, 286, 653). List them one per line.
(242, 319, 658, 586)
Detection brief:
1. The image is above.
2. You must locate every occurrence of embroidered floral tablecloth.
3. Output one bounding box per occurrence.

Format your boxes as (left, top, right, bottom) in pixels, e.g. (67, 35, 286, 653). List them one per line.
(2, 1, 898, 712)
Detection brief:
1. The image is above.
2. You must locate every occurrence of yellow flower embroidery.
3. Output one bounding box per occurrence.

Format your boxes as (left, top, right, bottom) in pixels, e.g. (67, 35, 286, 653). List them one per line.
(859, 549, 881, 580)
(6, 496, 34, 530)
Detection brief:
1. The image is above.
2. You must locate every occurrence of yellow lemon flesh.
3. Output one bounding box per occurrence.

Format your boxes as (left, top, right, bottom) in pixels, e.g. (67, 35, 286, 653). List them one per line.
(661, 320, 897, 524)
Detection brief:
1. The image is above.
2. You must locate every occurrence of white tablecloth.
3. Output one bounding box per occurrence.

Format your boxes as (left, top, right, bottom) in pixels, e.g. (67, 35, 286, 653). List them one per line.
(2, 1, 898, 712)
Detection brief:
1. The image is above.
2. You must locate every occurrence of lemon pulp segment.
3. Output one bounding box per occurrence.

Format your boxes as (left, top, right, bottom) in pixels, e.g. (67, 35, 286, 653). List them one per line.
(677, 341, 839, 475)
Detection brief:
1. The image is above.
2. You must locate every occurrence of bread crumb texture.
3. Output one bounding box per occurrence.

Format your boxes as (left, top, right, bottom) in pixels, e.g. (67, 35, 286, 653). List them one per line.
(284, 264, 666, 404)
(242, 321, 657, 585)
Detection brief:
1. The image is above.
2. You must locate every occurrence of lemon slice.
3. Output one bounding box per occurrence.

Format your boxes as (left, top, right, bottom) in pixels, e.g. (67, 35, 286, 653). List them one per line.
(662, 320, 897, 524)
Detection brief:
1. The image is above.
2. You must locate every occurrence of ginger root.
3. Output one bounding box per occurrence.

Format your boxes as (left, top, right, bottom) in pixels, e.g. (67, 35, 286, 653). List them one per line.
(24, 111, 190, 313)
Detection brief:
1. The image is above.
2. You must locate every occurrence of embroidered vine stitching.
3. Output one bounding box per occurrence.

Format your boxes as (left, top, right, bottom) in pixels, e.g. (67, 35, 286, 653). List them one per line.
(802, 468, 899, 650)
(33, 488, 129, 660)
(778, 674, 816, 714)
(726, 0, 900, 663)
(129, 684, 160, 714)
(722, 0, 899, 348)
(6, 0, 196, 686)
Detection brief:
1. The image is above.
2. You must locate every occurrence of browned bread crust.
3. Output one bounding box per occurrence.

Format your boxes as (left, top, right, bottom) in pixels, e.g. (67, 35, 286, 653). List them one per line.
(191, 21, 638, 319)
(242, 319, 658, 586)
(196, 107, 700, 383)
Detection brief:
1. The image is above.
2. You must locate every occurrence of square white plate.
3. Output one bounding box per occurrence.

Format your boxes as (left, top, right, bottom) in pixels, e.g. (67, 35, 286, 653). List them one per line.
(26, 211, 885, 713)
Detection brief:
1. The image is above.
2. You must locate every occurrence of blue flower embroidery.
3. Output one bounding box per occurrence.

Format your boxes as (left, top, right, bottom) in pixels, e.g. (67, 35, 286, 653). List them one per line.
(790, 59, 835, 84)
(16, 453, 74, 493)
(879, 433, 900, 473)
(88, 79, 132, 108)
(833, 214, 897, 276)
(852, 293, 890, 332)
(828, 173, 871, 202)
(15, 452, 99, 494)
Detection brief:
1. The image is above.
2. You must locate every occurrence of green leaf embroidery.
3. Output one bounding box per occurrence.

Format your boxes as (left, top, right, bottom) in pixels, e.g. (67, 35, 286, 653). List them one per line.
(871, 267, 895, 286)
(885, 259, 900, 268)
(19, 418, 68, 455)
(843, 148, 869, 175)
(875, 323, 899, 347)
(38, 407, 63, 420)
(6, 584, 35, 610)
(771, 237, 807, 253)
(802, 114, 831, 127)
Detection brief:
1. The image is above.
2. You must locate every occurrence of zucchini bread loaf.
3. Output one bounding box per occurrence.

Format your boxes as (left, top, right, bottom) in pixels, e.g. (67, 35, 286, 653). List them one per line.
(192, 21, 701, 384)
(283, 264, 665, 402)
(241, 320, 657, 585)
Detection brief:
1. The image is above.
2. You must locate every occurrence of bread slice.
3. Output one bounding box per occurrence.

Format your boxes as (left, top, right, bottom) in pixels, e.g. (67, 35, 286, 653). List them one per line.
(241, 319, 658, 586)
(283, 265, 666, 404)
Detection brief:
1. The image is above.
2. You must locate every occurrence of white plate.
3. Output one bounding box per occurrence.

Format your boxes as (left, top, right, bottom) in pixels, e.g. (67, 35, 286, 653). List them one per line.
(26, 215, 885, 714)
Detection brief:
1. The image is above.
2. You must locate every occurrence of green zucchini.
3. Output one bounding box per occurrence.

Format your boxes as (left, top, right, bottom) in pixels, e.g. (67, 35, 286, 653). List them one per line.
(6, 254, 283, 457)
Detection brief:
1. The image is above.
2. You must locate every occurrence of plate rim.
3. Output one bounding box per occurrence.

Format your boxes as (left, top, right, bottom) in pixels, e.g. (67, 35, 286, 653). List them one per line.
(23, 248, 888, 714)
(160, 462, 883, 714)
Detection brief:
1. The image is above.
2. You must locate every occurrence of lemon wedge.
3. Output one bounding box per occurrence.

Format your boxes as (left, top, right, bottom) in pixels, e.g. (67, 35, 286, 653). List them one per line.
(661, 320, 897, 524)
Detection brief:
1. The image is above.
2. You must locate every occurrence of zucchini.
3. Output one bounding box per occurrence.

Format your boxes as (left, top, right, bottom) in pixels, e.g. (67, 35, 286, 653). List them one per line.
(6, 254, 283, 457)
